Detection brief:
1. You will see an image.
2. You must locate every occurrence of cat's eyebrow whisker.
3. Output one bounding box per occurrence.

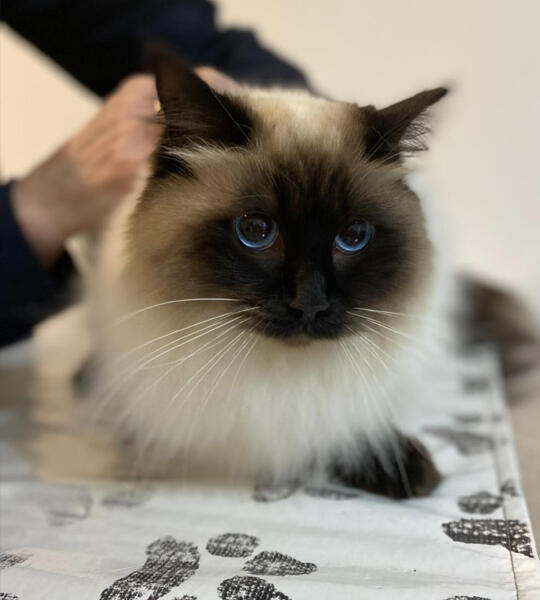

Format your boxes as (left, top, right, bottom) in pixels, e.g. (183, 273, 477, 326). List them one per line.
(110, 298, 243, 328)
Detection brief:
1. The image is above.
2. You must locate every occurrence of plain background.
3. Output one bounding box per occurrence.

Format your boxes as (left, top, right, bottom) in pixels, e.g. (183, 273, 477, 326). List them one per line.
(1, 1, 540, 531)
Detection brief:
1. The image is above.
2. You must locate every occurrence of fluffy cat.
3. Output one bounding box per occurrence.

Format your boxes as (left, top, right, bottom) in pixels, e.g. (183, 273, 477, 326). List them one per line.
(86, 47, 452, 497)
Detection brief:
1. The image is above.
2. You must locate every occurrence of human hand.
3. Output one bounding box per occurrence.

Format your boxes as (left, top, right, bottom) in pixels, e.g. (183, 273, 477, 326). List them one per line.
(11, 67, 237, 267)
(11, 75, 161, 266)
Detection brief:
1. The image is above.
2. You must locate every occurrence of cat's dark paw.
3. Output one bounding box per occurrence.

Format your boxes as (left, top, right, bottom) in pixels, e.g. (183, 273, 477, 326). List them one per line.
(331, 434, 441, 499)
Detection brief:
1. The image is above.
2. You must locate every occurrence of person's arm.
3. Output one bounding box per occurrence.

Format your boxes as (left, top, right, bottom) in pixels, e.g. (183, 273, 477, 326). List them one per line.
(0, 75, 162, 346)
(3, 0, 310, 97)
(0, 182, 74, 347)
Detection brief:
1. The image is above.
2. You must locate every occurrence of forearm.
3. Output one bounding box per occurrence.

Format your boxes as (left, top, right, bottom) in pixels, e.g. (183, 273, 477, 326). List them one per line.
(0, 183, 75, 346)
(3, 0, 309, 96)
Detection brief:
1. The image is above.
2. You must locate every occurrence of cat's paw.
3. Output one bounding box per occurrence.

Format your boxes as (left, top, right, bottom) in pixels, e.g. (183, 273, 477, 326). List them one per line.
(331, 434, 441, 499)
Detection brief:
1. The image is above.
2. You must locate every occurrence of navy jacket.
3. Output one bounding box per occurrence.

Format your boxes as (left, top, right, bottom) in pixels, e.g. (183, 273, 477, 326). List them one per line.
(1, 0, 308, 346)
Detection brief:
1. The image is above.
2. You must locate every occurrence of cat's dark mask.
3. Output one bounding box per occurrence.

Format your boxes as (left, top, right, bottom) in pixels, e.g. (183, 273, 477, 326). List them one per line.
(131, 47, 447, 340)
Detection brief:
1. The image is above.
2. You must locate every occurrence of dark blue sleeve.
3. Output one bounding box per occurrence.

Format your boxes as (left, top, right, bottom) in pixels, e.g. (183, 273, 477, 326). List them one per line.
(0, 183, 74, 346)
(2, 0, 310, 96)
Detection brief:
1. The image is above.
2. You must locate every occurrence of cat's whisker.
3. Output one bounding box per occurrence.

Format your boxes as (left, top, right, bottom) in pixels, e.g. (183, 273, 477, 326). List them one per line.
(350, 307, 444, 325)
(136, 325, 244, 451)
(95, 317, 250, 420)
(190, 327, 257, 431)
(230, 329, 260, 411)
(105, 314, 250, 386)
(348, 312, 433, 347)
(200, 324, 257, 409)
(138, 321, 248, 372)
(348, 312, 418, 338)
(180, 328, 255, 456)
(110, 306, 258, 367)
(110, 297, 242, 329)
(349, 308, 453, 348)
(167, 326, 250, 415)
(349, 319, 429, 366)
(343, 337, 413, 498)
(345, 325, 393, 374)
(183, 331, 248, 412)
(338, 341, 373, 413)
(340, 338, 404, 492)
(130, 310, 259, 371)
(135, 317, 250, 389)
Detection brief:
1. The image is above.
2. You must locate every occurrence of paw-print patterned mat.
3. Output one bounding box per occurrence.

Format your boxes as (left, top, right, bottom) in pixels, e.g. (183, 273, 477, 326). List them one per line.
(1, 345, 540, 599)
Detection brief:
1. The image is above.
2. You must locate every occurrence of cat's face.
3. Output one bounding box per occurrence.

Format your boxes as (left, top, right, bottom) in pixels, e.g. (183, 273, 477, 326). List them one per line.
(129, 49, 445, 342)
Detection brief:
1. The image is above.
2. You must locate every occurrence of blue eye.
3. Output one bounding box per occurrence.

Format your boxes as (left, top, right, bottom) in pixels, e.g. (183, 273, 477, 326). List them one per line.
(335, 220, 373, 254)
(235, 212, 278, 250)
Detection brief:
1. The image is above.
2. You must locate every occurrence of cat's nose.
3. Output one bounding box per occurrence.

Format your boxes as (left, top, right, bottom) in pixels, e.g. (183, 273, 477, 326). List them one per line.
(288, 297, 330, 322)
(286, 268, 330, 322)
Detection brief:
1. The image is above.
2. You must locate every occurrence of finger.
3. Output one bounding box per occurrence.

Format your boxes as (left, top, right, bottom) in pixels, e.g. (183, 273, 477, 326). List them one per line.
(78, 118, 161, 165)
(195, 66, 239, 93)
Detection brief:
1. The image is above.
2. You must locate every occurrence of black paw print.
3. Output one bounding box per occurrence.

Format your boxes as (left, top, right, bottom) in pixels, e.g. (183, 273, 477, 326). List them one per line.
(443, 596, 491, 600)
(500, 479, 519, 497)
(99, 533, 316, 600)
(458, 491, 503, 515)
(253, 482, 362, 503)
(218, 576, 290, 600)
(101, 485, 154, 509)
(0, 553, 29, 571)
(442, 518, 533, 558)
(462, 375, 491, 393)
(423, 426, 493, 455)
(99, 537, 200, 600)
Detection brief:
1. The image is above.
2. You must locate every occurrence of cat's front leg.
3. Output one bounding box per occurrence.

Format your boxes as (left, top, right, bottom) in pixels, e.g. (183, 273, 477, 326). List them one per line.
(331, 432, 441, 499)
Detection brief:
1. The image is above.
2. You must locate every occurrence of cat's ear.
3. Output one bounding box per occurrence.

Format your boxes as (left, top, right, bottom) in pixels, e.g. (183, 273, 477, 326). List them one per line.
(362, 87, 447, 161)
(144, 43, 251, 150)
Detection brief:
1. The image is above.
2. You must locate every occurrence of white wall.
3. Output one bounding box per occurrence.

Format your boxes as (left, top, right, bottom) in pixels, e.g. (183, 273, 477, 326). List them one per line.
(1, 1, 540, 308)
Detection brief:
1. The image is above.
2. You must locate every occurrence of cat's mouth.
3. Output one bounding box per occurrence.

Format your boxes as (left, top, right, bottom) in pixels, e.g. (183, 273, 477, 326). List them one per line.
(250, 311, 346, 341)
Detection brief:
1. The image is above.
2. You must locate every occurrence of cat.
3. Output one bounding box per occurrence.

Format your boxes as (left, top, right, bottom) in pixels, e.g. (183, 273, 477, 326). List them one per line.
(85, 46, 452, 497)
